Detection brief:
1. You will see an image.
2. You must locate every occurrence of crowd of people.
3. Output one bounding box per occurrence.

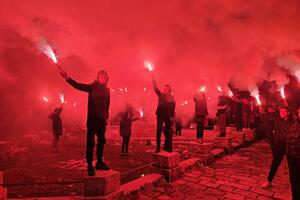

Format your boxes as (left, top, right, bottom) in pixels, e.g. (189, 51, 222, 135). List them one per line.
(45, 68, 300, 199)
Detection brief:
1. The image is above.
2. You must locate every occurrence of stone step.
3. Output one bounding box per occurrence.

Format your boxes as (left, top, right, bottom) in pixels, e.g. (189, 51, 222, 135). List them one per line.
(120, 173, 164, 197)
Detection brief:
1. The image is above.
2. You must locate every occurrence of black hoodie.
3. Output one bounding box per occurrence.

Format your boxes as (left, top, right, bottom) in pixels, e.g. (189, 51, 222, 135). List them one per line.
(66, 78, 110, 120)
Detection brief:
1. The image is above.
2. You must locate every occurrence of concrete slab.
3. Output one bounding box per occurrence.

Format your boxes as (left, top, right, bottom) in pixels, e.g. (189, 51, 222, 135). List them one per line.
(153, 152, 180, 169)
(84, 170, 120, 197)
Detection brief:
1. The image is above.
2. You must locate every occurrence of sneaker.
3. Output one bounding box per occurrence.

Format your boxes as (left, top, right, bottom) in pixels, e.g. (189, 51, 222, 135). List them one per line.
(95, 162, 110, 170)
(262, 181, 271, 189)
(87, 165, 96, 176)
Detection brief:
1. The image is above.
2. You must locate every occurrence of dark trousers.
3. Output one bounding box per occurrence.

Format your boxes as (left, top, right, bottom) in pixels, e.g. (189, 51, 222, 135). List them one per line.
(235, 114, 243, 131)
(86, 118, 106, 165)
(287, 155, 300, 200)
(52, 135, 60, 149)
(175, 128, 182, 136)
(122, 135, 131, 153)
(218, 113, 226, 137)
(156, 117, 172, 152)
(267, 144, 286, 182)
(196, 115, 205, 139)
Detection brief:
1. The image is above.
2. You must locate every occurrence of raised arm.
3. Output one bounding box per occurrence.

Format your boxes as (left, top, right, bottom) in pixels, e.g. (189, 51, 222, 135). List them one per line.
(151, 74, 161, 96)
(60, 69, 92, 92)
(66, 78, 92, 92)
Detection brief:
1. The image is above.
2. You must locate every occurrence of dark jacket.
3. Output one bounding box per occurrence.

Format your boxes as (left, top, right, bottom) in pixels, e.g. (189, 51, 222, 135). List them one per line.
(152, 80, 176, 119)
(217, 96, 227, 116)
(119, 112, 138, 137)
(175, 118, 183, 129)
(287, 119, 300, 158)
(48, 108, 63, 136)
(194, 95, 208, 116)
(66, 78, 110, 120)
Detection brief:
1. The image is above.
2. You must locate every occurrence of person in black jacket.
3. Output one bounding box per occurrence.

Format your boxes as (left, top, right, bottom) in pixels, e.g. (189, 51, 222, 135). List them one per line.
(60, 69, 110, 176)
(286, 109, 300, 200)
(216, 95, 227, 137)
(48, 105, 63, 152)
(175, 117, 183, 136)
(194, 92, 208, 139)
(151, 74, 176, 153)
(119, 103, 139, 155)
(262, 107, 292, 189)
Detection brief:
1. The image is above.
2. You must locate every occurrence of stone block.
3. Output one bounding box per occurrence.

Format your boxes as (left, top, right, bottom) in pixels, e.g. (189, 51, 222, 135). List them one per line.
(120, 173, 163, 195)
(160, 165, 184, 182)
(212, 148, 225, 159)
(191, 152, 214, 165)
(189, 142, 213, 154)
(232, 131, 246, 145)
(84, 170, 120, 197)
(214, 137, 233, 153)
(153, 151, 180, 169)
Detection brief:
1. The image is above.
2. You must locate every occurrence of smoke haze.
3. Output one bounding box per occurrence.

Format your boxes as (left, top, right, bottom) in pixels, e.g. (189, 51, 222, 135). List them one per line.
(1, 0, 300, 136)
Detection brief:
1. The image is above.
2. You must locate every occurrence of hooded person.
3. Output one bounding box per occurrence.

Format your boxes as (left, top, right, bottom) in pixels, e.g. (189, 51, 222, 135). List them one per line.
(262, 106, 293, 189)
(48, 105, 63, 152)
(193, 92, 208, 139)
(151, 74, 176, 153)
(119, 103, 139, 155)
(60, 69, 110, 176)
(286, 108, 300, 200)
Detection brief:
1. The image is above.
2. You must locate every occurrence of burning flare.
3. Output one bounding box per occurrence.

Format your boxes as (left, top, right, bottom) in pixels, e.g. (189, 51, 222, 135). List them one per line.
(228, 90, 233, 97)
(139, 108, 144, 117)
(200, 86, 206, 92)
(251, 90, 261, 105)
(217, 86, 222, 92)
(144, 61, 154, 72)
(42, 96, 49, 103)
(181, 100, 188, 106)
(37, 38, 58, 64)
(59, 94, 65, 104)
(280, 87, 286, 99)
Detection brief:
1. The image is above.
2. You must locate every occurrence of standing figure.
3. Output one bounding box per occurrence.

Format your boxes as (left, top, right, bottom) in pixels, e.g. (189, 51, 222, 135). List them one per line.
(233, 95, 243, 131)
(286, 109, 300, 200)
(242, 98, 251, 129)
(216, 95, 227, 137)
(175, 117, 183, 136)
(262, 107, 292, 188)
(48, 106, 63, 152)
(193, 92, 208, 139)
(119, 103, 139, 155)
(60, 69, 110, 176)
(151, 74, 176, 153)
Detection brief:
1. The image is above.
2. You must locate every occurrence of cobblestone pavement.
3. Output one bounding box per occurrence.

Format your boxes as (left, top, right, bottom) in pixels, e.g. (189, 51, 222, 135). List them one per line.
(141, 141, 292, 200)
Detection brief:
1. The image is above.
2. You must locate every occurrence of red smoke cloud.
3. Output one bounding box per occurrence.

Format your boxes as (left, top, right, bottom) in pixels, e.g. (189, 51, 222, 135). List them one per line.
(1, 0, 300, 135)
